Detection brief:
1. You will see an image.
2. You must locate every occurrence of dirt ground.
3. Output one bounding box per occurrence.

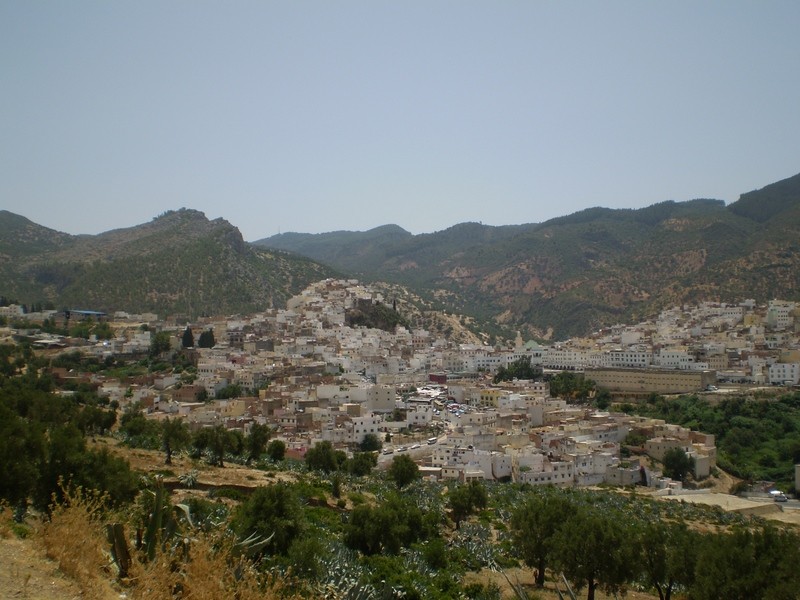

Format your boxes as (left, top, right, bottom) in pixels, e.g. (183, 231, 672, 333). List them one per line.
(92, 436, 297, 489)
(0, 438, 292, 600)
(0, 531, 87, 600)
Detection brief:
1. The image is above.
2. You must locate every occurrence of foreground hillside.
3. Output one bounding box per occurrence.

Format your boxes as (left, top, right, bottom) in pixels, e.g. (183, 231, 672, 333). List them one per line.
(0, 209, 336, 317)
(257, 172, 800, 339)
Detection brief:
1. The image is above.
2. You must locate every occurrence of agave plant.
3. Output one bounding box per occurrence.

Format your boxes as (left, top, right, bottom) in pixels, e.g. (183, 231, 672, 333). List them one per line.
(106, 476, 194, 576)
(315, 543, 379, 599)
(178, 468, 199, 488)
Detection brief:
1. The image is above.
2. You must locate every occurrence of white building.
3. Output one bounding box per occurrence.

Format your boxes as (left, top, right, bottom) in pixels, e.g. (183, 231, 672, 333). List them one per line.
(769, 362, 800, 386)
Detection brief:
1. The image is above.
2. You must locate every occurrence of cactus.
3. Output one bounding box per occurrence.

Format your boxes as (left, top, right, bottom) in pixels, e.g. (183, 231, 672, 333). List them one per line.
(141, 478, 165, 560)
(106, 475, 194, 573)
(106, 522, 132, 578)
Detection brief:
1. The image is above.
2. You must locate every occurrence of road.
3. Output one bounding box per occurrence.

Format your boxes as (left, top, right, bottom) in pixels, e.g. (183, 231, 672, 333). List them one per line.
(376, 432, 447, 468)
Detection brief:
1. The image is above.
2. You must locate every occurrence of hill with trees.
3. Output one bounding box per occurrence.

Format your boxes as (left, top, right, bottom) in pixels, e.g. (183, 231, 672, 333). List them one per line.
(5, 343, 800, 599)
(0, 209, 337, 318)
(256, 172, 800, 339)
(5, 171, 800, 339)
(626, 392, 800, 490)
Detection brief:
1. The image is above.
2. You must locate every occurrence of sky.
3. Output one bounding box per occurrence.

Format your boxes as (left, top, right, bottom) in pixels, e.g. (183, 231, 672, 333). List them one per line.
(2, 2, 800, 242)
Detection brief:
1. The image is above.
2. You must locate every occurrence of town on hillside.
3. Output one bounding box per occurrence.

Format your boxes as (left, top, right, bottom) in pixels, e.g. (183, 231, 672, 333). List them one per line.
(4, 279, 800, 494)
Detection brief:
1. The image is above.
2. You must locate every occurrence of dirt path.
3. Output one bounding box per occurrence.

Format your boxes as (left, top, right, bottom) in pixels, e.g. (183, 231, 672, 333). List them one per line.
(0, 534, 84, 600)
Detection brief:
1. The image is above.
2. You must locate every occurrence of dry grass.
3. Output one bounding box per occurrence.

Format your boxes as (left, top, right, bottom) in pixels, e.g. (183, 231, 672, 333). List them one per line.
(0, 504, 13, 539)
(39, 487, 116, 599)
(37, 485, 299, 600)
(128, 533, 299, 600)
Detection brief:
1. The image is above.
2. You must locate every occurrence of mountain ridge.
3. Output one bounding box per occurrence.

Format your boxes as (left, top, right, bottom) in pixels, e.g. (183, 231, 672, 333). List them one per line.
(4, 172, 800, 339)
(0, 208, 337, 318)
(254, 173, 800, 339)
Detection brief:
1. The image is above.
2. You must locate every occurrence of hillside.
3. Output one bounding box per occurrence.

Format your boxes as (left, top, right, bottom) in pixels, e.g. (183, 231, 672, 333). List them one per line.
(0, 209, 337, 317)
(256, 173, 800, 339)
(6, 171, 800, 337)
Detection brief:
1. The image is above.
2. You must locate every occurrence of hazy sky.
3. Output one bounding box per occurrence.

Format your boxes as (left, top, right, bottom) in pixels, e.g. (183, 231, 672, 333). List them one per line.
(2, 2, 799, 241)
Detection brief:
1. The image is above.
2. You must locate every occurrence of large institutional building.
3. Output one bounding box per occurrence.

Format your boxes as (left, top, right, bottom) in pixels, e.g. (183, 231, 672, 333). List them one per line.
(588, 367, 717, 397)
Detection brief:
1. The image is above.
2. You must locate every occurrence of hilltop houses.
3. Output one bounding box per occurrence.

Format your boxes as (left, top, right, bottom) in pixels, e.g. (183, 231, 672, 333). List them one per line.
(18, 280, 800, 490)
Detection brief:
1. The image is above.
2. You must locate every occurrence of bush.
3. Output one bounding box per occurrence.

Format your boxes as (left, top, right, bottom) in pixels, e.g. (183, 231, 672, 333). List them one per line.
(231, 484, 305, 557)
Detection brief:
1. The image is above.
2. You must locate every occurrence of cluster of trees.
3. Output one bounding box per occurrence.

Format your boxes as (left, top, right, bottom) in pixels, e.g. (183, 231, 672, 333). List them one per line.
(303, 440, 379, 478)
(301, 439, 423, 486)
(0, 345, 138, 512)
(344, 301, 410, 333)
(547, 371, 597, 400)
(511, 487, 800, 600)
(493, 356, 540, 383)
(119, 408, 285, 467)
(344, 492, 438, 555)
(629, 392, 800, 487)
(151, 327, 215, 357)
(228, 476, 489, 595)
(8, 313, 114, 340)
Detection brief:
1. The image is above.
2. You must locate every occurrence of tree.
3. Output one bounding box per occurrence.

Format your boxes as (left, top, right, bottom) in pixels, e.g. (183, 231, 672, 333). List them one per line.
(305, 441, 340, 473)
(74, 403, 117, 436)
(245, 423, 270, 464)
(79, 446, 139, 507)
(92, 321, 114, 340)
(149, 331, 172, 357)
(193, 424, 236, 467)
(344, 493, 430, 555)
(0, 403, 44, 508)
(287, 535, 325, 580)
(161, 417, 190, 465)
(359, 433, 382, 452)
(494, 356, 541, 383)
(232, 483, 305, 556)
(511, 491, 575, 587)
(345, 451, 378, 476)
(551, 506, 635, 600)
(119, 405, 161, 448)
(691, 524, 800, 600)
(181, 327, 194, 348)
(388, 454, 419, 489)
(267, 439, 286, 462)
(215, 383, 243, 400)
(448, 480, 488, 529)
(662, 447, 695, 481)
(595, 389, 612, 410)
(637, 521, 699, 600)
(449, 485, 474, 530)
(197, 329, 216, 348)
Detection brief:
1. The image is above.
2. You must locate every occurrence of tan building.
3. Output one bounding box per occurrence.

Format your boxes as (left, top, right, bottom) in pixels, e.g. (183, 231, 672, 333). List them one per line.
(588, 367, 716, 396)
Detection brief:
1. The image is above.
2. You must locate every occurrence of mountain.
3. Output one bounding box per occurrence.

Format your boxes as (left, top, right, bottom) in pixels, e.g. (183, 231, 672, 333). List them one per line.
(255, 224, 414, 273)
(6, 172, 800, 338)
(255, 173, 800, 339)
(0, 209, 337, 317)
